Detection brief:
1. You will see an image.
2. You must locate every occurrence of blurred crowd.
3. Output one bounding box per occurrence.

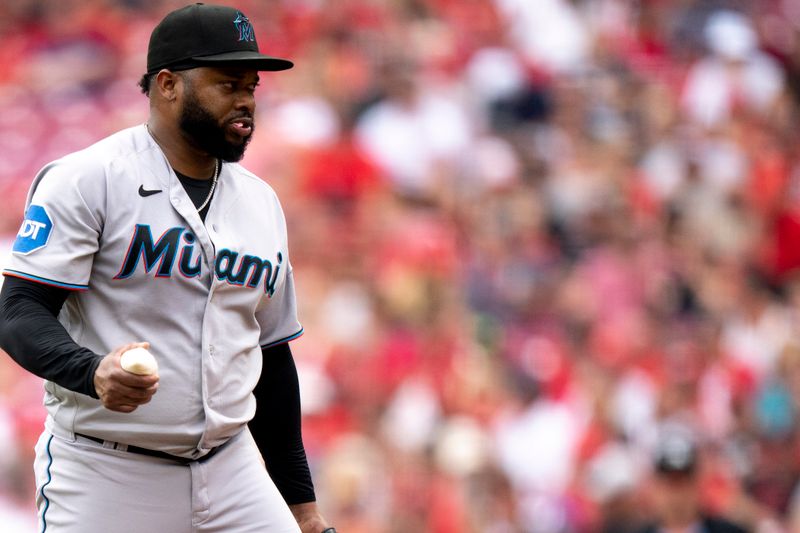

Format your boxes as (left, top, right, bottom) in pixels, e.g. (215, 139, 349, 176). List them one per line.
(3, 0, 800, 531)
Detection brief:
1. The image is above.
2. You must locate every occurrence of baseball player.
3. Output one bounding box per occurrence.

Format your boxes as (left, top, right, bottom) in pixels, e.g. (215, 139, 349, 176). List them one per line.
(0, 4, 335, 533)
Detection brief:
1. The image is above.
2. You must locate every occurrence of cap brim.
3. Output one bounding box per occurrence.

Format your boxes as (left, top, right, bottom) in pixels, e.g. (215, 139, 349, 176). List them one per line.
(191, 50, 293, 71)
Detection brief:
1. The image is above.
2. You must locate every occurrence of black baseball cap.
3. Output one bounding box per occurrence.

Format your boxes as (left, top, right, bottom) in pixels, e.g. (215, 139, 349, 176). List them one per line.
(146, 3, 293, 75)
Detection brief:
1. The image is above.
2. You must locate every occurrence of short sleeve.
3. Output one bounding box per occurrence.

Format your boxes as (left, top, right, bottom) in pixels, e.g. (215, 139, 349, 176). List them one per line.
(4, 160, 104, 290)
(255, 260, 303, 348)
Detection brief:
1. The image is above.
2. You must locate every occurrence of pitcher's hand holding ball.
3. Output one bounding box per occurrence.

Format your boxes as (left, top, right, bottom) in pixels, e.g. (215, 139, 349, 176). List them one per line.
(94, 342, 159, 413)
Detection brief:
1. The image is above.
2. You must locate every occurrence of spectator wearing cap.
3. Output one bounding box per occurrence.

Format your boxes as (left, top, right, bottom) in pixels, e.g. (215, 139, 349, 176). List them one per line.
(636, 429, 749, 533)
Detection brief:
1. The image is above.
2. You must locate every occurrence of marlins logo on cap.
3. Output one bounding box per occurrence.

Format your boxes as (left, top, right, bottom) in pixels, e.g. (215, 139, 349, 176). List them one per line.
(233, 12, 255, 42)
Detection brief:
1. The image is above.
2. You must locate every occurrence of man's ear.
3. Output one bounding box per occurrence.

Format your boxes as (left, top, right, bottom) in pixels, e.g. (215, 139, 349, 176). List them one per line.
(154, 69, 182, 102)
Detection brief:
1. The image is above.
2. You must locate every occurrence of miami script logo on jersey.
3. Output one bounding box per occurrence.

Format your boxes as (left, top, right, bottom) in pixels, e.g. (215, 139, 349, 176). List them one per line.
(114, 224, 282, 296)
(12, 204, 53, 255)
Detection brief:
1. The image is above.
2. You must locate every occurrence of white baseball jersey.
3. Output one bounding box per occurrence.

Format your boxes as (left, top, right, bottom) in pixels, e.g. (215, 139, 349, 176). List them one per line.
(5, 124, 302, 458)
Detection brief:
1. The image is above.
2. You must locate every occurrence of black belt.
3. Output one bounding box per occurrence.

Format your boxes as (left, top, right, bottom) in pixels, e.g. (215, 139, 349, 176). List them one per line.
(75, 433, 222, 465)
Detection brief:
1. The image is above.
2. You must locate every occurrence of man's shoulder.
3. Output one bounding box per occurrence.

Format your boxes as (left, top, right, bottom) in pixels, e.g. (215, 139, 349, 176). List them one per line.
(226, 163, 280, 199)
(31, 126, 154, 194)
(70, 125, 152, 165)
(45, 125, 150, 174)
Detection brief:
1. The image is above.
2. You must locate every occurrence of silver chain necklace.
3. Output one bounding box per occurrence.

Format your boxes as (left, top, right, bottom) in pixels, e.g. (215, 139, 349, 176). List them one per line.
(146, 123, 220, 213)
(196, 158, 220, 213)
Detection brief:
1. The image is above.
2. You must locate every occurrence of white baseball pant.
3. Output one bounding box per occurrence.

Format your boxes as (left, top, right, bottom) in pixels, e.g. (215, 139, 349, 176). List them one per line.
(32, 428, 300, 532)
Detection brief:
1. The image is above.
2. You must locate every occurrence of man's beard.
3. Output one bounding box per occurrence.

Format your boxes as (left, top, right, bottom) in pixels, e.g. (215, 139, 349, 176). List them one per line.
(178, 91, 254, 163)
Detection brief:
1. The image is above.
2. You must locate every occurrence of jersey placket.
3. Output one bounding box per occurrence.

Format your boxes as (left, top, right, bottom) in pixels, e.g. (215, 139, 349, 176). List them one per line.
(168, 167, 225, 457)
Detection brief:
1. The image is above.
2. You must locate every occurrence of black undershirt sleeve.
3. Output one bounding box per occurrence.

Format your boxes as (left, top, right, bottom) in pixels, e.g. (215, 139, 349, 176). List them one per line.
(0, 276, 102, 398)
(249, 342, 316, 505)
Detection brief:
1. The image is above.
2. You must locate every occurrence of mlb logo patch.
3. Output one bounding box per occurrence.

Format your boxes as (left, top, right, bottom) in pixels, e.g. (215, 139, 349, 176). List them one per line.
(13, 205, 53, 254)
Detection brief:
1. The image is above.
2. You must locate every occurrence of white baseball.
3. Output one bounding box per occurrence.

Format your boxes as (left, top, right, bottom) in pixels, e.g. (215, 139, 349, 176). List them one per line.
(120, 347, 158, 376)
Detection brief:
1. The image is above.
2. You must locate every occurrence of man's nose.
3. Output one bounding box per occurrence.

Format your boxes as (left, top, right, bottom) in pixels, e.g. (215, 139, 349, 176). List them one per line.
(234, 91, 255, 114)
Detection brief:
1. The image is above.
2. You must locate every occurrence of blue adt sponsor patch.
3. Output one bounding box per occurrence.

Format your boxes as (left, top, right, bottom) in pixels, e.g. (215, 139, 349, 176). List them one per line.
(13, 205, 53, 254)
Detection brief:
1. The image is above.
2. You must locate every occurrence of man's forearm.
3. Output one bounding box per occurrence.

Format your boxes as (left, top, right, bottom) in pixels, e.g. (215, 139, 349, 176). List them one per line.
(0, 275, 101, 397)
(290, 501, 332, 533)
(249, 342, 316, 504)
